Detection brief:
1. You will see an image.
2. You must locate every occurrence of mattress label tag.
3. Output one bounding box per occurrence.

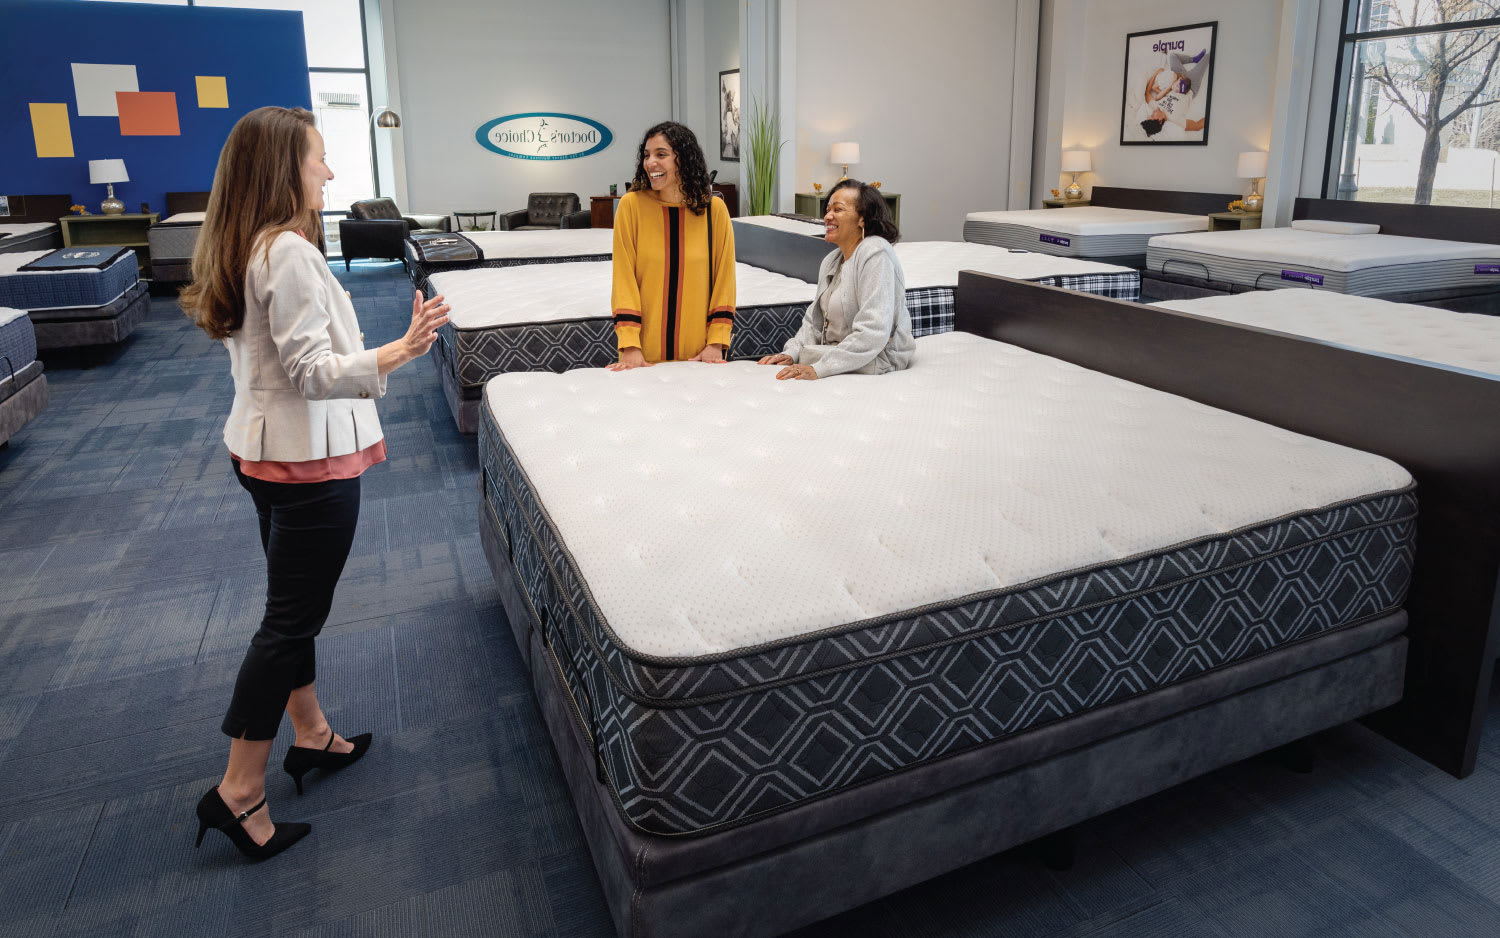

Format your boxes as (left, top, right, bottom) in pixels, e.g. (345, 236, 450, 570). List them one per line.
(1040, 233, 1071, 247)
(1281, 269, 1323, 286)
(1475, 264, 1500, 274)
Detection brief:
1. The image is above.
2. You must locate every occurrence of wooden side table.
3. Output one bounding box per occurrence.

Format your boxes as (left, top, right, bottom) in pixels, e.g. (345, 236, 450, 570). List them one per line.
(1208, 211, 1262, 231)
(1042, 198, 1091, 208)
(590, 195, 622, 229)
(794, 191, 901, 227)
(59, 212, 159, 276)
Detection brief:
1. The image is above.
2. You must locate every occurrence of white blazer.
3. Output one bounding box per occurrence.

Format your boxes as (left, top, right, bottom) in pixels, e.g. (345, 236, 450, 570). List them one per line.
(222, 231, 386, 462)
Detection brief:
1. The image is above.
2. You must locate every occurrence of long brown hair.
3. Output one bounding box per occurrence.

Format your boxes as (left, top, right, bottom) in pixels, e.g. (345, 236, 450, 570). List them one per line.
(181, 106, 325, 340)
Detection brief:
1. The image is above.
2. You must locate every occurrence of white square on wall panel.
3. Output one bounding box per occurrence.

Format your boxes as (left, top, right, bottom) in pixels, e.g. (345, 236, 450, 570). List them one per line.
(72, 63, 140, 117)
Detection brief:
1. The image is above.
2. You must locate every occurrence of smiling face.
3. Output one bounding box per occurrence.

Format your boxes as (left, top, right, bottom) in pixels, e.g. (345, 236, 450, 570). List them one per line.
(642, 133, 680, 197)
(301, 125, 334, 213)
(823, 187, 864, 253)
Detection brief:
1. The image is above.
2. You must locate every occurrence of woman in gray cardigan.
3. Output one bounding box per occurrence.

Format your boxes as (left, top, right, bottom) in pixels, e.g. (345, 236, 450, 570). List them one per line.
(759, 179, 915, 379)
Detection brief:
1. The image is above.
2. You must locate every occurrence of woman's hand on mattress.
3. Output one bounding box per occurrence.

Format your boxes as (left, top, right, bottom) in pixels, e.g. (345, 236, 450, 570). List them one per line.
(608, 347, 652, 371)
(775, 364, 818, 381)
(758, 353, 793, 366)
(689, 344, 726, 364)
(378, 290, 450, 374)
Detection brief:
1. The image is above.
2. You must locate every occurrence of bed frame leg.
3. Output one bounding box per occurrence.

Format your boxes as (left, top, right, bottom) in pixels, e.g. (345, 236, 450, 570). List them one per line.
(1271, 737, 1317, 774)
(1034, 826, 1078, 872)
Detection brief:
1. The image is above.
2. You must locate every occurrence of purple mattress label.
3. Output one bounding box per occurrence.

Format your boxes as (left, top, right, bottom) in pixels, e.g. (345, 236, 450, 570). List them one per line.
(1281, 269, 1324, 286)
(1040, 233, 1071, 247)
(1475, 264, 1500, 274)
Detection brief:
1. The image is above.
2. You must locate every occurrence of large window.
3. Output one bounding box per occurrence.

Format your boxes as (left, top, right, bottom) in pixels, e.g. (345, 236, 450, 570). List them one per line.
(1327, 1, 1500, 206)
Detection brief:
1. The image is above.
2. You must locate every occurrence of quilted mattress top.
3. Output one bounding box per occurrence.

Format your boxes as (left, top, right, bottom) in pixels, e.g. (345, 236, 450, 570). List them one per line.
(1154, 290, 1500, 376)
(964, 206, 1208, 235)
(1147, 226, 1500, 271)
(895, 240, 1134, 285)
(0, 223, 57, 238)
(483, 330, 1412, 658)
(458, 228, 614, 258)
(157, 212, 206, 225)
(0, 307, 28, 328)
(433, 260, 816, 330)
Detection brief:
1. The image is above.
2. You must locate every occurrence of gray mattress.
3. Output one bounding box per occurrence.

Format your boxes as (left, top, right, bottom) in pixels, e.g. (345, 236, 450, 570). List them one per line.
(0, 225, 62, 255)
(146, 220, 202, 262)
(962, 220, 1160, 258)
(31, 280, 151, 349)
(0, 363, 47, 446)
(479, 399, 1417, 836)
(1147, 244, 1500, 296)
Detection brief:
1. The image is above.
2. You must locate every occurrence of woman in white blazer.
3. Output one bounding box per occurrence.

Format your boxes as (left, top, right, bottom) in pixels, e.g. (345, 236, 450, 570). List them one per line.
(180, 106, 448, 861)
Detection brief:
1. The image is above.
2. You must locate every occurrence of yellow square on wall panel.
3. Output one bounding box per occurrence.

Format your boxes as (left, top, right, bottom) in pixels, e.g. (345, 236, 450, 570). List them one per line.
(196, 76, 228, 109)
(30, 103, 74, 158)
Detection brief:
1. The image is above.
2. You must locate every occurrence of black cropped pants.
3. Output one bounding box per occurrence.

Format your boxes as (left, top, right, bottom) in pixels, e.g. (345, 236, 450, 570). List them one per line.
(222, 461, 361, 740)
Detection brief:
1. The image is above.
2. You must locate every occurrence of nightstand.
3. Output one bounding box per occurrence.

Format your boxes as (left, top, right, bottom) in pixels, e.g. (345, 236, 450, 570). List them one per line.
(1208, 211, 1262, 231)
(59, 213, 159, 276)
(795, 191, 901, 228)
(1042, 198, 1091, 208)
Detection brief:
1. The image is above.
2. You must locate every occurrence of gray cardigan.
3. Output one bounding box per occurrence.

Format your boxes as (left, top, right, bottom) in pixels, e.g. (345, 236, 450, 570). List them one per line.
(781, 236, 916, 377)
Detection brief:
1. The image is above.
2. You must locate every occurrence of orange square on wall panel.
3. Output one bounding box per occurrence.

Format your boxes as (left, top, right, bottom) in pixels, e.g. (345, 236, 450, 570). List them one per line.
(117, 91, 180, 135)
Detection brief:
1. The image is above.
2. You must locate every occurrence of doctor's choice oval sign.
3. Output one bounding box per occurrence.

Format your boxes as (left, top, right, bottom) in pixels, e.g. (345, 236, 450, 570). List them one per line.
(475, 113, 612, 161)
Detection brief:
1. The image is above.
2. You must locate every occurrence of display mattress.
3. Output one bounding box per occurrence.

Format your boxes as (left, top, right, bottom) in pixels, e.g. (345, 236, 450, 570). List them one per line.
(147, 212, 206, 261)
(406, 228, 614, 294)
(478, 330, 1416, 835)
(895, 241, 1140, 332)
(0, 223, 61, 254)
(734, 214, 826, 236)
(1146, 227, 1500, 296)
(0, 306, 39, 372)
(963, 207, 1208, 257)
(430, 260, 817, 389)
(0, 248, 139, 310)
(1154, 290, 1500, 376)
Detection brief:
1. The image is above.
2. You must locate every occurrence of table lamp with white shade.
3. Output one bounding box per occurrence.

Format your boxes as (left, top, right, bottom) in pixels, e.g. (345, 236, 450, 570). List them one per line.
(89, 159, 129, 215)
(831, 141, 860, 180)
(1061, 150, 1091, 200)
(1237, 151, 1269, 212)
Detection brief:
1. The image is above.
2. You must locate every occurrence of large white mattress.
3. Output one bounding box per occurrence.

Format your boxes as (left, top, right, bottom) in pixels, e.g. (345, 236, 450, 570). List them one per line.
(459, 228, 614, 259)
(964, 207, 1208, 236)
(1150, 227, 1500, 272)
(483, 330, 1412, 658)
(1153, 290, 1500, 376)
(432, 260, 816, 330)
(158, 212, 206, 225)
(0, 223, 57, 238)
(895, 240, 1136, 286)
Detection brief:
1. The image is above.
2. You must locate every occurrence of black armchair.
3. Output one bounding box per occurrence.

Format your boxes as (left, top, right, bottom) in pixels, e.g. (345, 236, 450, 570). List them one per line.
(338, 198, 451, 270)
(498, 192, 582, 230)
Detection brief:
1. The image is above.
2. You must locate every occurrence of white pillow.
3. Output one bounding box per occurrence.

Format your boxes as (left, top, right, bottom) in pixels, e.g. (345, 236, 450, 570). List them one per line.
(1291, 219, 1381, 235)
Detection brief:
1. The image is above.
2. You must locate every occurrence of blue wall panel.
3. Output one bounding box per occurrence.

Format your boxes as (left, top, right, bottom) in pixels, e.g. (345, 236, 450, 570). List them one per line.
(0, 0, 311, 217)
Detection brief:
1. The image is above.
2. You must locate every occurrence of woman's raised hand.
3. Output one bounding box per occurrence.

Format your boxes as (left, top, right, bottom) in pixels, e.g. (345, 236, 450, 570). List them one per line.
(377, 290, 449, 375)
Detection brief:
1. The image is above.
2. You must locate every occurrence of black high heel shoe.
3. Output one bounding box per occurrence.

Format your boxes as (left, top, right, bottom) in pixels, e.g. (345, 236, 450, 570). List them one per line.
(194, 787, 310, 860)
(283, 729, 372, 795)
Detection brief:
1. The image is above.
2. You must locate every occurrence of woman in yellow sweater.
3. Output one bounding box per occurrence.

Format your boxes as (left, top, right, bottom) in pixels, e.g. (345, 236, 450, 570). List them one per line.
(609, 121, 736, 370)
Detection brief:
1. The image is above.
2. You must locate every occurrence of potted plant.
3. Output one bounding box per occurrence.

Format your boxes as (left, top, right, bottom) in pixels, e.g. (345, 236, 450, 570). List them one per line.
(746, 94, 784, 216)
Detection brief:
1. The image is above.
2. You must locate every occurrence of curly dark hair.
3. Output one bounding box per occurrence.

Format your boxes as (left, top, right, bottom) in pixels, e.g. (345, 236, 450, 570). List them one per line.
(829, 179, 900, 244)
(628, 121, 713, 215)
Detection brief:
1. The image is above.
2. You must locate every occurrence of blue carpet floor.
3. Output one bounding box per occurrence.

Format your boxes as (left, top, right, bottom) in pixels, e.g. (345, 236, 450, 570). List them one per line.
(1, 260, 1498, 938)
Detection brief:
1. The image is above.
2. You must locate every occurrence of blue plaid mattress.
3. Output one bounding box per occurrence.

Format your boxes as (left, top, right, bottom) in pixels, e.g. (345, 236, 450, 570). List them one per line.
(0, 248, 138, 310)
(907, 272, 1139, 338)
(479, 401, 1416, 836)
(0, 308, 38, 374)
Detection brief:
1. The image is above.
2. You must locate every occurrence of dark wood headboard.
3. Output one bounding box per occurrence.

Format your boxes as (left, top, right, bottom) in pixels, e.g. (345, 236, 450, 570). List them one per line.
(731, 219, 829, 284)
(954, 271, 1500, 781)
(1090, 186, 1241, 216)
(166, 191, 211, 216)
(1295, 197, 1500, 244)
(1, 193, 72, 225)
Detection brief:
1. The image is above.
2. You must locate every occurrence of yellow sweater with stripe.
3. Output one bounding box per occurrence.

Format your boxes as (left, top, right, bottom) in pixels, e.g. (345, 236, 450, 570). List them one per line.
(610, 190, 736, 362)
